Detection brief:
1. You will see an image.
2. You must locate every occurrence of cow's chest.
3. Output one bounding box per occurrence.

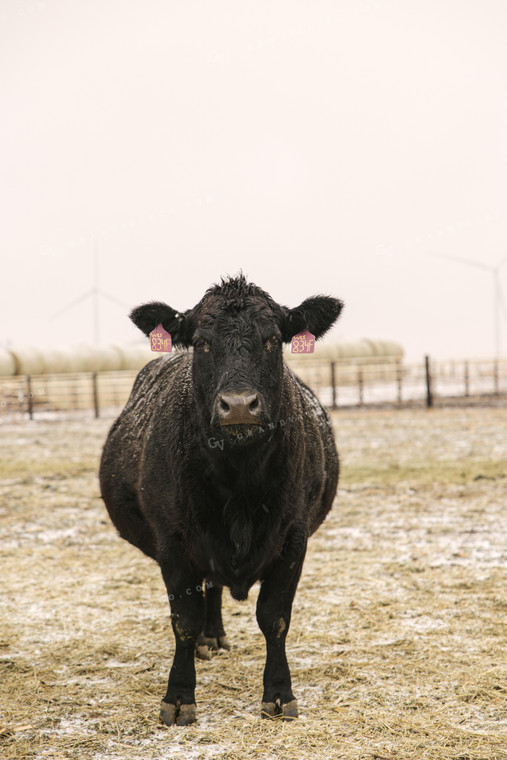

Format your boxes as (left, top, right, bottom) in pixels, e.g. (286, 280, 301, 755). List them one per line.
(190, 496, 279, 586)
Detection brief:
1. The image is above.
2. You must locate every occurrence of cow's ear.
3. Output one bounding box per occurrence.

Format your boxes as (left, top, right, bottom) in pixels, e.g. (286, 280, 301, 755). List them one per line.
(130, 302, 194, 347)
(280, 296, 344, 342)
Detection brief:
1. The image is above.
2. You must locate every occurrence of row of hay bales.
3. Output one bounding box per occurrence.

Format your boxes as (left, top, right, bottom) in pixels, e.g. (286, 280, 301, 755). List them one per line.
(0, 339, 404, 376)
(0, 344, 155, 376)
(284, 338, 404, 362)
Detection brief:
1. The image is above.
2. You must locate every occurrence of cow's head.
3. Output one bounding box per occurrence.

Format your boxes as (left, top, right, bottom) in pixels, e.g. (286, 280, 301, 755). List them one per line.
(130, 274, 343, 447)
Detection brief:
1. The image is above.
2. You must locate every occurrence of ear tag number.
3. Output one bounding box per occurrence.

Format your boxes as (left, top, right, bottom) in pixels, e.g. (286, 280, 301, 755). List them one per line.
(150, 323, 172, 352)
(291, 330, 315, 354)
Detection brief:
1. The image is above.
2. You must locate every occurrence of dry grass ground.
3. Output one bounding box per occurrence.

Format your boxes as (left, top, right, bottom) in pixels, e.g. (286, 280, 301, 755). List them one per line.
(0, 407, 506, 760)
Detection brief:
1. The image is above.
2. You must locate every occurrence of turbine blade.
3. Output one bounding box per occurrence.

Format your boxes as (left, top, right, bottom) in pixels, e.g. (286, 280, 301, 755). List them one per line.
(497, 277, 507, 324)
(427, 252, 492, 271)
(48, 290, 94, 320)
(97, 289, 130, 309)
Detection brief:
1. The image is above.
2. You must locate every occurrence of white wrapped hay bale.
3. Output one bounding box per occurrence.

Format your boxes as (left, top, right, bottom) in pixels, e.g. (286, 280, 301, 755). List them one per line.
(0, 348, 16, 376)
(94, 346, 124, 372)
(39, 346, 79, 374)
(115, 344, 154, 371)
(70, 345, 101, 373)
(55, 346, 86, 373)
(8, 346, 46, 376)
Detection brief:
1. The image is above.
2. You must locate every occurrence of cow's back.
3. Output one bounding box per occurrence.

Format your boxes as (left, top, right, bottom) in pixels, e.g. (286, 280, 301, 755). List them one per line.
(103, 351, 189, 450)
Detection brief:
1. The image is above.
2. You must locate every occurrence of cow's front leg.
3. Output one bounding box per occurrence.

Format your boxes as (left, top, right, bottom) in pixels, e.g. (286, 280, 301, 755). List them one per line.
(159, 563, 205, 726)
(256, 526, 307, 721)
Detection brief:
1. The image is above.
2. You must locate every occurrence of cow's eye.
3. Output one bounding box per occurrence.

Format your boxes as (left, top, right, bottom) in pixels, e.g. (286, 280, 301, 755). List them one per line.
(195, 338, 210, 352)
(264, 335, 280, 351)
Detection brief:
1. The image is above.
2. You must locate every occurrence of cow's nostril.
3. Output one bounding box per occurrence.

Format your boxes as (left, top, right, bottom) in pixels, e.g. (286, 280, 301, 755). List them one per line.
(216, 392, 263, 425)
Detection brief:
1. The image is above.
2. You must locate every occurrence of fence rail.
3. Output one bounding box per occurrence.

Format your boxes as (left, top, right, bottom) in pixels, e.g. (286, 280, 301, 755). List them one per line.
(1, 357, 507, 422)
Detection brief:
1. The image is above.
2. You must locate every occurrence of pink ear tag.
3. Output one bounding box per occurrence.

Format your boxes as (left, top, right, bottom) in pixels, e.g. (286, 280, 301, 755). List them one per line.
(150, 323, 172, 352)
(291, 330, 315, 354)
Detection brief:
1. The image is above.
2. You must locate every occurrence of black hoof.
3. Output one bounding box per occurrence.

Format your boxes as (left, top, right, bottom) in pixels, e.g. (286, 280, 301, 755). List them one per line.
(159, 701, 197, 726)
(261, 699, 298, 721)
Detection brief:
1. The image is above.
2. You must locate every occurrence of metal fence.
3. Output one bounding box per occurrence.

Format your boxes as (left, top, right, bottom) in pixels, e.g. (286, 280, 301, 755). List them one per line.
(0, 371, 136, 421)
(1, 356, 506, 422)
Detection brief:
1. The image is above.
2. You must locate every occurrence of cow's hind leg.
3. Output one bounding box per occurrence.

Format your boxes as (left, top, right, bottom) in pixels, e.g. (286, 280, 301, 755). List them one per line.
(196, 584, 230, 660)
(256, 526, 307, 721)
(159, 559, 205, 726)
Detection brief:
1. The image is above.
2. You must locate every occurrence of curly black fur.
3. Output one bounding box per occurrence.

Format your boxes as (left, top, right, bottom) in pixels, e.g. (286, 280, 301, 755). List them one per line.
(100, 274, 343, 723)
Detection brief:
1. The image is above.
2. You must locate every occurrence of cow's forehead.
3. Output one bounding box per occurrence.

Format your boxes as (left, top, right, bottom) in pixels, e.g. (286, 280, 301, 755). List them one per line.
(194, 295, 278, 329)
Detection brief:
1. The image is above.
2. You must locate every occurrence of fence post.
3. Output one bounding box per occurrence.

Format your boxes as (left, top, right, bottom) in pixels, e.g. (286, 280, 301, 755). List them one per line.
(396, 364, 402, 404)
(26, 375, 33, 420)
(425, 355, 433, 408)
(330, 361, 337, 410)
(92, 372, 100, 418)
(464, 360, 469, 397)
(357, 368, 364, 407)
(494, 360, 499, 395)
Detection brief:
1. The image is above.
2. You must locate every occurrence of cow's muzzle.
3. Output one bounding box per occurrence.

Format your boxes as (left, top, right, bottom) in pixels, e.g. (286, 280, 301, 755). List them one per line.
(215, 391, 263, 426)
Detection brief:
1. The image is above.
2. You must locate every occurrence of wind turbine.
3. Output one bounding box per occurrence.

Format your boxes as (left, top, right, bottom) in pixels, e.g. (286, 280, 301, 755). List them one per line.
(429, 252, 507, 358)
(50, 239, 130, 344)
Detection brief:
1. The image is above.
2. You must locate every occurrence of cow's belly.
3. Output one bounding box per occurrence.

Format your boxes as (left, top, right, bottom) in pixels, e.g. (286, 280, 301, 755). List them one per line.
(188, 534, 274, 601)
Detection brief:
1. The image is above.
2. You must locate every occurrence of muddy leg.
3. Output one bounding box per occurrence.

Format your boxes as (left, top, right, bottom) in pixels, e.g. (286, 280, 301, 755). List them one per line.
(159, 564, 205, 726)
(256, 527, 307, 721)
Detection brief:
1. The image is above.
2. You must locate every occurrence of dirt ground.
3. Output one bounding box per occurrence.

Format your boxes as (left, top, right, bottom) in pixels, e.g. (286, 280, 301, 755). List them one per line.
(0, 406, 506, 760)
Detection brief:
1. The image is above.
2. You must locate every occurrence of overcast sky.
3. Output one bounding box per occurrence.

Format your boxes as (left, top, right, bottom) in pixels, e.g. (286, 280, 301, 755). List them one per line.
(1, 0, 506, 360)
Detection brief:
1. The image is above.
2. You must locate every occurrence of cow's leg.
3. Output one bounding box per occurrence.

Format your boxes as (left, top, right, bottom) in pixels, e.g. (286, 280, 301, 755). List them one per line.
(196, 584, 231, 660)
(159, 562, 205, 726)
(256, 528, 307, 721)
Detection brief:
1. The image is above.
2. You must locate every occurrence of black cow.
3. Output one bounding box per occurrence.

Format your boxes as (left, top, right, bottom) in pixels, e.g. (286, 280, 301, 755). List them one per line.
(99, 274, 343, 725)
